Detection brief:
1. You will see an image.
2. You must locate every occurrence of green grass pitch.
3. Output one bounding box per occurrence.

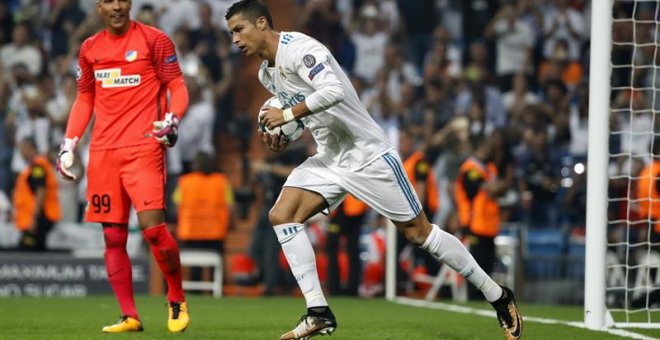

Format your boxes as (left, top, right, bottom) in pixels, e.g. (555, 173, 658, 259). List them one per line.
(0, 296, 659, 339)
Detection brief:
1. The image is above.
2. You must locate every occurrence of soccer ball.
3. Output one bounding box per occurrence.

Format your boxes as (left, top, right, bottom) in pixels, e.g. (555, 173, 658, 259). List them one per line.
(258, 96, 304, 142)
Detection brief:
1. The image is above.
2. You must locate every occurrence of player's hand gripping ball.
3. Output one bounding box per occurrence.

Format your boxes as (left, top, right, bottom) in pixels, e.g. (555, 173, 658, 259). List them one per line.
(258, 96, 304, 143)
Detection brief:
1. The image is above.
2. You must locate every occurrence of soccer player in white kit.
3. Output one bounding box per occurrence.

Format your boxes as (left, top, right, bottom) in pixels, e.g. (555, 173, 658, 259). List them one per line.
(226, 1, 523, 339)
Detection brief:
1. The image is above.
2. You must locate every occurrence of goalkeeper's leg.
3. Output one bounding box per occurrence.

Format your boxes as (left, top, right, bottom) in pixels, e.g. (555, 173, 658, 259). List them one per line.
(102, 225, 142, 333)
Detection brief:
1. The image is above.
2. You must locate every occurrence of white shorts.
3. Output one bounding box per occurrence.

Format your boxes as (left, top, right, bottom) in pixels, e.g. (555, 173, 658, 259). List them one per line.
(283, 151, 422, 222)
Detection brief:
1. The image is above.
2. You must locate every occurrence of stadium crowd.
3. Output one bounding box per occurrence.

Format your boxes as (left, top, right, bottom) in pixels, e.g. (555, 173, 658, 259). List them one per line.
(0, 0, 658, 298)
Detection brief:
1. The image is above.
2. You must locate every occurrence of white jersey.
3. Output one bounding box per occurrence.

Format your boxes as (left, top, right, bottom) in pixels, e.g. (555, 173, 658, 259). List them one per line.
(258, 31, 392, 170)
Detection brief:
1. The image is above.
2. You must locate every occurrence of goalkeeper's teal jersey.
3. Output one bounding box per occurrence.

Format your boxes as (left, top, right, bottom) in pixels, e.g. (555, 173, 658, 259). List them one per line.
(258, 32, 392, 171)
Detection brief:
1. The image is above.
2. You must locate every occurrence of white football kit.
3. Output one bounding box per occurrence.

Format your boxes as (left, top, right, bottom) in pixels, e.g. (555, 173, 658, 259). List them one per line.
(259, 32, 422, 222)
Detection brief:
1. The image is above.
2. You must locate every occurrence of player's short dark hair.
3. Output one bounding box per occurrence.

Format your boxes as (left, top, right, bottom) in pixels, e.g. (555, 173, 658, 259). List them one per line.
(225, 0, 273, 28)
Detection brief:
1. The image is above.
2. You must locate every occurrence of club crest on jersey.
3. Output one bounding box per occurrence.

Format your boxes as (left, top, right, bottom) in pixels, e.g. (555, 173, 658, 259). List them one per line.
(125, 50, 138, 62)
(303, 54, 316, 68)
(95, 68, 141, 88)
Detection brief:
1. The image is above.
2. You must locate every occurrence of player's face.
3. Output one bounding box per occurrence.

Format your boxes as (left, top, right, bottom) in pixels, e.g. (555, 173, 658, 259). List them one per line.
(227, 13, 265, 57)
(97, 0, 131, 35)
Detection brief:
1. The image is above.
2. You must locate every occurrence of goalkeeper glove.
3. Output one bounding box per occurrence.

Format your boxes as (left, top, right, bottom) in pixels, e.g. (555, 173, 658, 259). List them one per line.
(56, 137, 78, 181)
(152, 112, 179, 147)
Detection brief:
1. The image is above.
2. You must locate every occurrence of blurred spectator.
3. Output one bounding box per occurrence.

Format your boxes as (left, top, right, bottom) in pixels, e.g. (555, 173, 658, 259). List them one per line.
(379, 43, 423, 105)
(422, 25, 462, 83)
(9, 86, 51, 175)
(562, 161, 587, 228)
(455, 80, 507, 128)
(542, 0, 584, 61)
(135, 3, 158, 26)
(326, 195, 368, 296)
(173, 76, 215, 174)
(0, 22, 43, 77)
(174, 152, 234, 282)
(45, 73, 76, 144)
(460, 0, 498, 67)
(396, 0, 438, 71)
(11, 0, 47, 27)
(541, 79, 571, 149)
(13, 137, 61, 251)
(0, 66, 12, 193)
(467, 97, 494, 137)
(516, 126, 561, 228)
(490, 128, 517, 222)
(462, 40, 494, 86)
(0, 2, 15, 46)
(502, 72, 539, 117)
(568, 81, 588, 159)
(484, 1, 534, 92)
(173, 27, 203, 78)
(365, 69, 401, 149)
(430, 117, 470, 228)
(299, 0, 346, 57)
(348, 3, 390, 84)
(48, 0, 85, 58)
(635, 138, 660, 243)
(189, 2, 234, 135)
(205, 0, 236, 33)
(538, 39, 583, 90)
(157, 0, 200, 36)
(403, 79, 452, 149)
(455, 134, 506, 299)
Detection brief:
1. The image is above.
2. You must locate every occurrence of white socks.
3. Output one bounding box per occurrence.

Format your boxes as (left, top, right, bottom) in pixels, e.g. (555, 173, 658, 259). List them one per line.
(421, 224, 503, 302)
(275, 223, 328, 308)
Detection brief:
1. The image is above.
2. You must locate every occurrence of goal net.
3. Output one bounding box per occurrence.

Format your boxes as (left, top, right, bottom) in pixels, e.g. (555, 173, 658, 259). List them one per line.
(587, 0, 660, 329)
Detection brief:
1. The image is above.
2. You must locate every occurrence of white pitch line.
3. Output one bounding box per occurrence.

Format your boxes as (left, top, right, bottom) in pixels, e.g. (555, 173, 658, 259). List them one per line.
(392, 297, 657, 340)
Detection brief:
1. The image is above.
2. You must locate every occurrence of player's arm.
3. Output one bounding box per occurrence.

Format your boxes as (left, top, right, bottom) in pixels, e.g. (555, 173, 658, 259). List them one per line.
(57, 40, 95, 181)
(151, 30, 189, 146)
(259, 41, 344, 130)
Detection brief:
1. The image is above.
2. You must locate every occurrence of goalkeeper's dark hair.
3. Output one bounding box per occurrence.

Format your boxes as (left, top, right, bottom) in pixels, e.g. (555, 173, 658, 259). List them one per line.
(226, 0, 274, 29)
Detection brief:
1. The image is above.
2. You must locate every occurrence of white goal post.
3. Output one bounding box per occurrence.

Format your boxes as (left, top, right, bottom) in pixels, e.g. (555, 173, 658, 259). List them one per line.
(584, 0, 612, 330)
(586, 0, 660, 330)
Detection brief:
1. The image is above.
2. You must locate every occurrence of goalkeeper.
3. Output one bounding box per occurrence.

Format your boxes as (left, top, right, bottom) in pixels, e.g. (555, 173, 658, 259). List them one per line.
(56, 0, 189, 334)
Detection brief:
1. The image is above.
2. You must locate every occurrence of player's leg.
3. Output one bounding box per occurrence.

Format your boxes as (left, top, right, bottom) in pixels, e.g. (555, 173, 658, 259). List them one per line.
(342, 151, 521, 339)
(137, 209, 189, 332)
(123, 144, 188, 332)
(270, 186, 338, 340)
(86, 148, 142, 333)
(394, 214, 504, 297)
(398, 216, 522, 340)
(101, 223, 143, 333)
(272, 159, 349, 340)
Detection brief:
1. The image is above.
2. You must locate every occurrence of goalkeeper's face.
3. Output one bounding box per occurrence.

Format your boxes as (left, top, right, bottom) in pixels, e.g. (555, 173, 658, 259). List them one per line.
(227, 14, 266, 58)
(97, 0, 131, 35)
